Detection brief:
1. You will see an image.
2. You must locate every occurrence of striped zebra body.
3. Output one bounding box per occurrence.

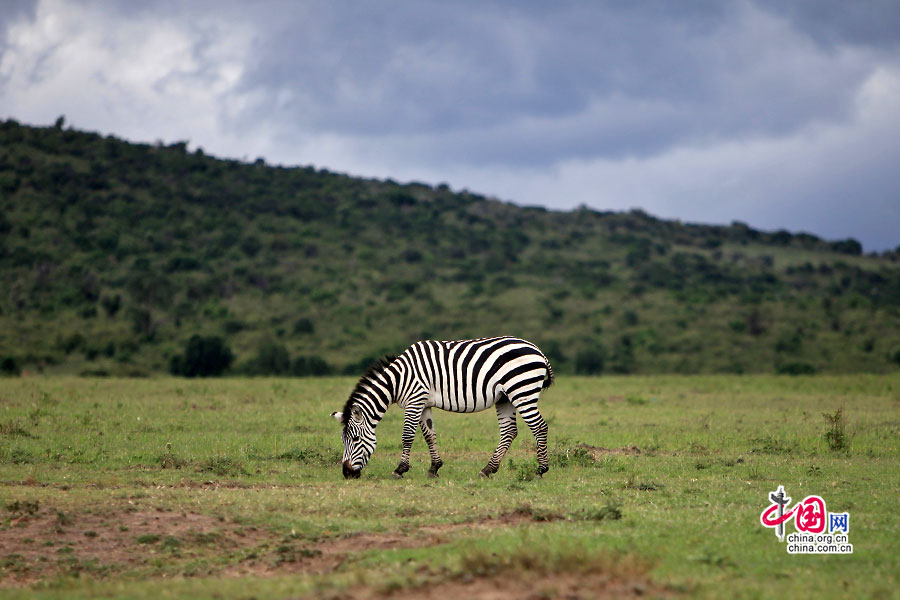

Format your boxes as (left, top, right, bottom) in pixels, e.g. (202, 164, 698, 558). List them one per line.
(331, 336, 554, 479)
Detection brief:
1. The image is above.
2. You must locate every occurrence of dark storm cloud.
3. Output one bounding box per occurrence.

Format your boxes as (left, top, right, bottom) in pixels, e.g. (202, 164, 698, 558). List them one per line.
(756, 0, 900, 48)
(0, 0, 36, 44)
(0, 0, 36, 21)
(231, 1, 881, 166)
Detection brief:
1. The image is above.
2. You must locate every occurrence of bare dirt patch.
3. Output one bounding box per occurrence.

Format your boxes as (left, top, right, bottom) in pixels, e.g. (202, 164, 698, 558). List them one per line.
(229, 507, 551, 577)
(340, 548, 671, 600)
(229, 531, 443, 578)
(0, 505, 558, 586)
(355, 571, 667, 600)
(577, 444, 644, 458)
(0, 507, 270, 586)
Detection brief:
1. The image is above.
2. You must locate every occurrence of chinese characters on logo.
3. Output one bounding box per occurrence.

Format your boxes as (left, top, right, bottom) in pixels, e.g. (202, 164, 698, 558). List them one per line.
(759, 486, 852, 554)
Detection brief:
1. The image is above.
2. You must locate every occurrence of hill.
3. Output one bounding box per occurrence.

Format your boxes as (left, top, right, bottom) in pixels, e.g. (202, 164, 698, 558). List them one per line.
(1, 119, 899, 376)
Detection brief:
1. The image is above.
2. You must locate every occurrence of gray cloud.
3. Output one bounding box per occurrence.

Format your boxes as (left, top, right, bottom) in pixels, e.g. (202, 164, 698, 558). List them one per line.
(1, 0, 898, 250)
(215, 0, 889, 184)
(756, 0, 900, 49)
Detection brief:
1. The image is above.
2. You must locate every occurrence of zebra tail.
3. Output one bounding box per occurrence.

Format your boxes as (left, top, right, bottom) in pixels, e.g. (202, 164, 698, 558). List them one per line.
(542, 358, 555, 390)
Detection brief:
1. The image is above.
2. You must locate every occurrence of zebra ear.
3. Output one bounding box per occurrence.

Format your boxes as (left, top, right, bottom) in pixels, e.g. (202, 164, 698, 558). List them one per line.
(350, 405, 363, 423)
(331, 411, 344, 423)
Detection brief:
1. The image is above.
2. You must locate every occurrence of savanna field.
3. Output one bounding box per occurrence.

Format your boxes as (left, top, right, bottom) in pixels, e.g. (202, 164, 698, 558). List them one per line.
(1, 374, 898, 599)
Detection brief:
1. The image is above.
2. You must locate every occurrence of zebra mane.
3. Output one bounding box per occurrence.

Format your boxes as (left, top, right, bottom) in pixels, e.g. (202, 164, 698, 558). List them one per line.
(341, 355, 397, 426)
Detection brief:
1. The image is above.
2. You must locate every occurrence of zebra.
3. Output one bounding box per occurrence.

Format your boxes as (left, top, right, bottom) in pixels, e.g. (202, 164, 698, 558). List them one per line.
(330, 336, 554, 479)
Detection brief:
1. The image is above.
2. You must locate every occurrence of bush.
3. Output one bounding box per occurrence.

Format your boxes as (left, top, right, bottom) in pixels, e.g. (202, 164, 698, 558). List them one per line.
(246, 341, 291, 375)
(777, 362, 816, 375)
(823, 407, 849, 452)
(401, 248, 423, 263)
(129, 307, 154, 338)
(240, 235, 261, 257)
(609, 336, 636, 374)
(540, 339, 567, 370)
(60, 332, 85, 354)
(830, 238, 863, 256)
(774, 330, 803, 353)
(165, 254, 203, 272)
(101, 294, 121, 317)
(1, 357, 20, 376)
(170, 335, 233, 377)
(292, 318, 315, 335)
(223, 320, 245, 334)
(729, 319, 746, 333)
(575, 344, 605, 375)
(342, 355, 389, 376)
(292, 355, 332, 377)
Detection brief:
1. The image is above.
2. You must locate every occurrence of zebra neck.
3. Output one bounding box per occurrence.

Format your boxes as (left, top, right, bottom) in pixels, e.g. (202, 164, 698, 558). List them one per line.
(361, 370, 397, 420)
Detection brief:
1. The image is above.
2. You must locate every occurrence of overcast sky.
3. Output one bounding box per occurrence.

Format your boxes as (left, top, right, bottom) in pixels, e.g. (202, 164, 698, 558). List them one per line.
(2, 1, 899, 251)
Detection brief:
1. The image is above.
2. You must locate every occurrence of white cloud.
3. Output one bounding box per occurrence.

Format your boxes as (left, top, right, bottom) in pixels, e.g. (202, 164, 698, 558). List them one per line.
(0, 0, 255, 152)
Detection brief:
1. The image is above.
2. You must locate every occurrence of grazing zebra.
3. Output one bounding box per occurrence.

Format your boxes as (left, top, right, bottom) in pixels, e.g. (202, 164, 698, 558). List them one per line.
(331, 336, 554, 479)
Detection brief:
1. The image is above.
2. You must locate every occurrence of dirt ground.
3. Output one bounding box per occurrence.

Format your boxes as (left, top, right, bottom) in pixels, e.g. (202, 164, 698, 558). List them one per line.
(1, 506, 667, 598)
(351, 573, 662, 600)
(577, 444, 645, 457)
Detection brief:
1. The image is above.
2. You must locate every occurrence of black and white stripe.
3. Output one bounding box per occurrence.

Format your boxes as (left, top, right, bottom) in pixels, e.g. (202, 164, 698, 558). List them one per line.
(331, 336, 554, 479)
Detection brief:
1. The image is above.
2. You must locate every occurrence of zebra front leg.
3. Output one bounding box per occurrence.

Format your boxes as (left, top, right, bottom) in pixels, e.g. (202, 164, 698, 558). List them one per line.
(419, 407, 443, 477)
(514, 400, 549, 478)
(480, 398, 517, 477)
(393, 403, 423, 479)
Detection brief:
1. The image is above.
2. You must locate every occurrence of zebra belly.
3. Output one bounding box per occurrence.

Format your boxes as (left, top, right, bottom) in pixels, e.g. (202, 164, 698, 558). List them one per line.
(427, 388, 497, 413)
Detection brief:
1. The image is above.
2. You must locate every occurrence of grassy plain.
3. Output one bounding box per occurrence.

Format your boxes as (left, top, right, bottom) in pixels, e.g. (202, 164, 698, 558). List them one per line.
(1, 375, 898, 599)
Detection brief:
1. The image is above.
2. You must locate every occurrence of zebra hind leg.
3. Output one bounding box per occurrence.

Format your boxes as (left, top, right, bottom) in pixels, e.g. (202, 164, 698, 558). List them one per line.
(514, 400, 549, 478)
(419, 408, 443, 477)
(480, 398, 517, 478)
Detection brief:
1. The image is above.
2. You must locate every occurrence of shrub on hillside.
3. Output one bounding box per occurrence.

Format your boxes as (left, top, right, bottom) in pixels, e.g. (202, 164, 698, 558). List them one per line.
(540, 340, 567, 372)
(101, 294, 121, 317)
(777, 362, 817, 375)
(575, 344, 606, 375)
(59, 332, 85, 354)
(245, 341, 291, 375)
(609, 335, 636, 374)
(342, 355, 382, 376)
(292, 318, 315, 334)
(774, 330, 803, 354)
(129, 307, 155, 340)
(165, 254, 203, 272)
(1, 357, 20, 376)
(830, 238, 863, 256)
(170, 335, 233, 377)
(292, 355, 333, 377)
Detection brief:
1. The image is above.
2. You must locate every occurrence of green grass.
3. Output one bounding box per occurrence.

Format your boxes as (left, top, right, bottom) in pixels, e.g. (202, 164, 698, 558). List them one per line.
(0, 375, 898, 598)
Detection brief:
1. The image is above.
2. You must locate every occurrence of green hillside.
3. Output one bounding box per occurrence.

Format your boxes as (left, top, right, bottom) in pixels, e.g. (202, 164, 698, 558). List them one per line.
(1, 119, 899, 376)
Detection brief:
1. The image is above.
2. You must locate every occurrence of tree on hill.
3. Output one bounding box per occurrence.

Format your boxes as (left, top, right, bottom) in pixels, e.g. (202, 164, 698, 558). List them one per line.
(170, 335, 233, 377)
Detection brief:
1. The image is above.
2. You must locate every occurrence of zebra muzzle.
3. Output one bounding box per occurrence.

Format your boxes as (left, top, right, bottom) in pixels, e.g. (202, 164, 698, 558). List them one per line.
(342, 461, 361, 479)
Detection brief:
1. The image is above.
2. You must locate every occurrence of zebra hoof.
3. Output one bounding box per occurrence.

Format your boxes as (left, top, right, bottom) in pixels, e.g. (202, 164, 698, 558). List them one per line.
(479, 470, 491, 479)
(392, 471, 404, 479)
(428, 470, 439, 478)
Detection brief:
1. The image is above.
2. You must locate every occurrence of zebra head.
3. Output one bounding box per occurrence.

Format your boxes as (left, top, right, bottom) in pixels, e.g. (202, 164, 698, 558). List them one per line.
(331, 402, 376, 479)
